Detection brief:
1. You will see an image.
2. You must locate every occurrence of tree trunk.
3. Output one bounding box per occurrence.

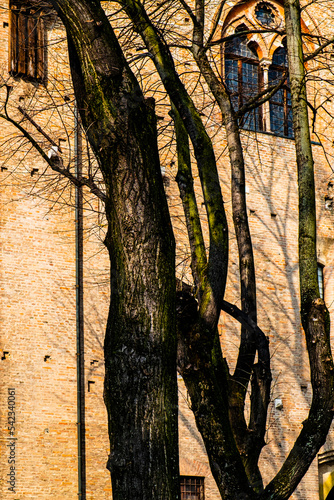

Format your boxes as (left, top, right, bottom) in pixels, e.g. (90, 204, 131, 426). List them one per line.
(52, 1, 180, 498)
(103, 97, 179, 499)
(258, 3, 334, 498)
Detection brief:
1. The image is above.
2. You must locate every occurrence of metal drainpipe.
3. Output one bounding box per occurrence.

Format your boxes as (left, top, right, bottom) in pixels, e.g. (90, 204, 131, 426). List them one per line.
(75, 102, 86, 500)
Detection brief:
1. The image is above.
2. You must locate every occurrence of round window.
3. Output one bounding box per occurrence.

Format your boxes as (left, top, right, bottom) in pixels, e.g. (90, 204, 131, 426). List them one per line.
(255, 2, 277, 27)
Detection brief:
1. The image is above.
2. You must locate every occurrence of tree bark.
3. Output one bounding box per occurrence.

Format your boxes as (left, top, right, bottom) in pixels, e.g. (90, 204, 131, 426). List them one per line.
(258, 2, 334, 498)
(121, 1, 269, 495)
(51, 1, 180, 498)
(118, 0, 229, 331)
(176, 292, 256, 500)
(190, 1, 269, 488)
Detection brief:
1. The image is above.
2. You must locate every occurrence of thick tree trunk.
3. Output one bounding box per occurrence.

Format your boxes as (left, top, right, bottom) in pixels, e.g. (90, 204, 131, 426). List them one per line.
(103, 98, 178, 499)
(52, 1, 179, 498)
(176, 293, 255, 500)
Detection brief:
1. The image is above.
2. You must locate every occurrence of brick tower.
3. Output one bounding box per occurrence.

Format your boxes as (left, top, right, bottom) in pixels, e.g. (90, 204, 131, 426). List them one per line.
(1, 1, 334, 499)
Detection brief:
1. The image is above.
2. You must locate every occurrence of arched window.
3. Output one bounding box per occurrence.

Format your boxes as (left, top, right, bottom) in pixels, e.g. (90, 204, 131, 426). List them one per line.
(268, 44, 293, 137)
(224, 26, 262, 131)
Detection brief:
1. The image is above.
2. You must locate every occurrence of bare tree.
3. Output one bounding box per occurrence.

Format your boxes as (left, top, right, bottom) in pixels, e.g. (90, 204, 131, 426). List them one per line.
(1, 0, 334, 499)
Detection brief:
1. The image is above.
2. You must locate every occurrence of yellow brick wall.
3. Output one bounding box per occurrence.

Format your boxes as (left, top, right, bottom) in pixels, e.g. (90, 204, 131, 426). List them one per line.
(0, 1, 334, 499)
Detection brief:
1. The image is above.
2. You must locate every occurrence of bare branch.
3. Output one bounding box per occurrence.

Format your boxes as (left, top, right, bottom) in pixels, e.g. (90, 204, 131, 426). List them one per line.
(18, 106, 63, 152)
(176, 0, 197, 25)
(304, 35, 334, 62)
(236, 70, 288, 119)
(0, 112, 106, 201)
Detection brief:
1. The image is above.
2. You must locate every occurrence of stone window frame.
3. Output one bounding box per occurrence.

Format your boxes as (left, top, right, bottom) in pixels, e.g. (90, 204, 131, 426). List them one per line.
(254, 1, 279, 28)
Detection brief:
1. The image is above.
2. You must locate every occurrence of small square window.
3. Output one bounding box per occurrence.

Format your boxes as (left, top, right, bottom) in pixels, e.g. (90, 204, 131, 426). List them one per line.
(180, 476, 205, 500)
(9, 1, 46, 82)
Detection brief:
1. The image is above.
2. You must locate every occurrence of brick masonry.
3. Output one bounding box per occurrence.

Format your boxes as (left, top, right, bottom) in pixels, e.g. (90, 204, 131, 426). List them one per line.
(0, 1, 334, 499)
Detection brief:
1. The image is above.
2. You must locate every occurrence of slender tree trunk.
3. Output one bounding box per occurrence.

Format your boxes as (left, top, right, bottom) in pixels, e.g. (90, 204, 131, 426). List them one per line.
(258, 3, 334, 498)
(189, 3, 270, 487)
(173, 103, 255, 500)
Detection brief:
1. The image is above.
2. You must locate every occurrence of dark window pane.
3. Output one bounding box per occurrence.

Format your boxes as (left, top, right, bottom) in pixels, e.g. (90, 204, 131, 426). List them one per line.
(180, 476, 205, 500)
(225, 35, 258, 60)
(255, 3, 276, 26)
(243, 110, 256, 131)
(269, 44, 293, 138)
(270, 102, 285, 135)
(224, 26, 261, 131)
(225, 59, 238, 94)
(272, 46, 288, 66)
(269, 68, 282, 86)
(242, 61, 258, 96)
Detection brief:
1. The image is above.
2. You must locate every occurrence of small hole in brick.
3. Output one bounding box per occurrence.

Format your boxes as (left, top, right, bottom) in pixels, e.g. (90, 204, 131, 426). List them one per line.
(31, 168, 39, 177)
(44, 355, 51, 362)
(1, 351, 9, 360)
(250, 209, 255, 214)
(1, 166, 8, 171)
(184, 17, 190, 23)
(88, 381, 95, 392)
(3, 22, 9, 28)
(271, 213, 277, 218)
(301, 384, 307, 393)
(90, 359, 98, 366)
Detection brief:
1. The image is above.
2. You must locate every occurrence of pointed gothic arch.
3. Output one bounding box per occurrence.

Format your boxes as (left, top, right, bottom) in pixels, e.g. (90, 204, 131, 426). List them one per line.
(224, 24, 263, 131)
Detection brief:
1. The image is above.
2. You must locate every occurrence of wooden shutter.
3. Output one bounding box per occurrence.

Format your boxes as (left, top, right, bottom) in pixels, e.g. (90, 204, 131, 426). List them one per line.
(36, 15, 45, 81)
(27, 13, 36, 79)
(9, 5, 17, 74)
(9, 2, 45, 82)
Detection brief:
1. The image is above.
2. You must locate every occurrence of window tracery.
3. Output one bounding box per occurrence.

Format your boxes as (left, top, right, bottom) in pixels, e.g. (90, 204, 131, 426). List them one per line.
(255, 2, 277, 27)
(222, 1, 296, 138)
(224, 26, 263, 131)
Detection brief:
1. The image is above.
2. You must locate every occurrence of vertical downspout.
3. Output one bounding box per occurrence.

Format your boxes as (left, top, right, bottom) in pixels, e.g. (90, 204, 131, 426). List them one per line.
(75, 103, 86, 500)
